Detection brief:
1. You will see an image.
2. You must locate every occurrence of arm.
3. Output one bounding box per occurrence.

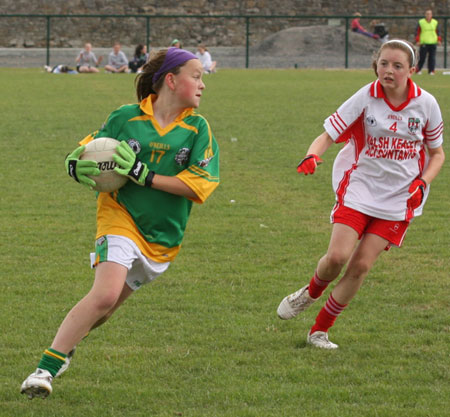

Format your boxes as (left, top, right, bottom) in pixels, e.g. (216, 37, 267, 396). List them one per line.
(421, 145, 445, 185)
(436, 22, 442, 44)
(415, 24, 421, 44)
(204, 52, 212, 70)
(297, 131, 334, 175)
(351, 19, 362, 31)
(91, 52, 101, 66)
(407, 145, 445, 210)
(151, 175, 198, 199)
(175, 119, 220, 203)
(356, 21, 366, 31)
(121, 51, 129, 65)
(306, 131, 334, 156)
(113, 141, 200, 200)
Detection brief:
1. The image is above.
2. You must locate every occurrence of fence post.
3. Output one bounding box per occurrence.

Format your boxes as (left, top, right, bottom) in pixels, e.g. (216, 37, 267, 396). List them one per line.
(146, 16, 150, 52)
(245, 16, 250, 68)
(345, 17, 349, 69)
(46, 15, 51, 66)
(444, 17, 447, 68)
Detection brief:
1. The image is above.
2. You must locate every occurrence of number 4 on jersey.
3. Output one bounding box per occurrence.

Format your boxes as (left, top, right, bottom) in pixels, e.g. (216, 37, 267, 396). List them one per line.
(389, 122, 398, 133)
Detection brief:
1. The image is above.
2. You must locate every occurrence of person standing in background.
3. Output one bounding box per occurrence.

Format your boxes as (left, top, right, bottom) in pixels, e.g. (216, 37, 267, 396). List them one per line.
(415, 9, 441, 75)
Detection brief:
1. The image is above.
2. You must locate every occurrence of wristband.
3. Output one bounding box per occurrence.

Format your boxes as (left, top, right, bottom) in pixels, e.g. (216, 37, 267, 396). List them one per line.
(145, 171, 155, 188)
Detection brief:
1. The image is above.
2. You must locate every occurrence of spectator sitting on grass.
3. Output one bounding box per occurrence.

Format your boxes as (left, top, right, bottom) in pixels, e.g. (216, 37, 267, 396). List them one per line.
(196, 44, 217, 73)
(105, 42, 129, 73)
(129, 44, 149, 73)
(76, 43, 102, 73)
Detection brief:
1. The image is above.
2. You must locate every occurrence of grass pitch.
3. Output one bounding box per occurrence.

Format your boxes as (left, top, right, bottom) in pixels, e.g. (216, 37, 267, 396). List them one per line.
(0, 68, 449, 417)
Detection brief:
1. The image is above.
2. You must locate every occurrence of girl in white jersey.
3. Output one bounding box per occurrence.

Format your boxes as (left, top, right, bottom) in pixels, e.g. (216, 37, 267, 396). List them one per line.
(277, 40, 445, 349)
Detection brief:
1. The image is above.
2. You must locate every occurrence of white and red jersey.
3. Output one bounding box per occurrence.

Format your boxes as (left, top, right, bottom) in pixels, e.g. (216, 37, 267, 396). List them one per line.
(324, 79, 443, 221)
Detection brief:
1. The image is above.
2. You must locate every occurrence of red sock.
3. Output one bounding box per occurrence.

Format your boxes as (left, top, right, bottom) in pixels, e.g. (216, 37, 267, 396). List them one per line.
(307, 271, 331, 299)
(310, 293, 347, 334)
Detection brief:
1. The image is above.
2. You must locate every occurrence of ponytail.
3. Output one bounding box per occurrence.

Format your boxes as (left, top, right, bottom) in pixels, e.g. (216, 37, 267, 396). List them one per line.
(135, 49, 167, 101)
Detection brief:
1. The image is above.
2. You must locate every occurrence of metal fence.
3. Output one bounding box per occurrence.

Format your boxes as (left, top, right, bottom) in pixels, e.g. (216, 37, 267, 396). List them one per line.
(0, 13, 449, 69)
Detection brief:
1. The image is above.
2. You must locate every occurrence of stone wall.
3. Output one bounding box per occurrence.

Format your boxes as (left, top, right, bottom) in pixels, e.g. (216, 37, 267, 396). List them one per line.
(0, 1, 448, 48)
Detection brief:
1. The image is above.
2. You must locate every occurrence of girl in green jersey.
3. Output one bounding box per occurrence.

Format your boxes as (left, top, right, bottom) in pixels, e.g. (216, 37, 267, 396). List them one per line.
(21, 47, 220, 399)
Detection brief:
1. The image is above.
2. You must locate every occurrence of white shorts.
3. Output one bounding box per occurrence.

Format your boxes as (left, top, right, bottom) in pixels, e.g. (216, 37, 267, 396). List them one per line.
(90, 235, 170, 291)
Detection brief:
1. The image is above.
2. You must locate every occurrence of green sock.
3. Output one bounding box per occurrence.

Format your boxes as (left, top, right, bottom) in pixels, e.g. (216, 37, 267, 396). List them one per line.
(37, 348, 67, 377)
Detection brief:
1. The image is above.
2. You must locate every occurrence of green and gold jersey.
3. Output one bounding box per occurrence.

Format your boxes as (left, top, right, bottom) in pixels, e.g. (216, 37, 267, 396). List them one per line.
(80, 95, 220, 262)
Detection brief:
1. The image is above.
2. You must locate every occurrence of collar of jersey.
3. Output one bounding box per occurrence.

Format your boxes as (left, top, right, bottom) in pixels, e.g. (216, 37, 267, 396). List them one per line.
(370, 78, 421, 112)
(139, 94, 195, 136)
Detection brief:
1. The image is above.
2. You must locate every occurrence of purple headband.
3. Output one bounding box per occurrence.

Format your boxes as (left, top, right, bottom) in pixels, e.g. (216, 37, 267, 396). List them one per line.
(152, 47, 197, 84)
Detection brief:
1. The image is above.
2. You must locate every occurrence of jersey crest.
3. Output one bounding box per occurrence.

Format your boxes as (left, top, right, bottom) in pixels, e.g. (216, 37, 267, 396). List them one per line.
(96, 236, 106, 246)
(198, 156, 213, 167)
(175, 147, 191, 165)
(127, 138, 142, 154)
(366, 114, 377, 127)
(408, 117, 420, 135)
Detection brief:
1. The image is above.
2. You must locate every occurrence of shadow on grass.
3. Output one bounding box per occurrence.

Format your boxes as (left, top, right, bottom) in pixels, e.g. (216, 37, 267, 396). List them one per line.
(294, 340, 309, 349)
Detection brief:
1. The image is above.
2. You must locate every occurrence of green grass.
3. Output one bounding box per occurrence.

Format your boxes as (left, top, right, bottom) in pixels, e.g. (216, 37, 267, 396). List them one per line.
(0, 68, 449, 417)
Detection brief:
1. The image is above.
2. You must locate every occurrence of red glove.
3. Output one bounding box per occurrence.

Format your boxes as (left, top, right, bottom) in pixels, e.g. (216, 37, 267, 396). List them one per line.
(407, 178, 427, 210)
(297, 154, 323, 175)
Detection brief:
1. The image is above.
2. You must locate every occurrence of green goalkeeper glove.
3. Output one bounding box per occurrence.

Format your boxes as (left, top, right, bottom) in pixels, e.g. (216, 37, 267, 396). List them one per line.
(65, 145, 100, 188)
(113, 141, 155, 187)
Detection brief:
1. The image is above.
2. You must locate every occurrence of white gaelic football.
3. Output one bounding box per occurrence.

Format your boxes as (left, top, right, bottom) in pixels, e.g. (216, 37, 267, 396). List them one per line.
(80, 137, 128, 192)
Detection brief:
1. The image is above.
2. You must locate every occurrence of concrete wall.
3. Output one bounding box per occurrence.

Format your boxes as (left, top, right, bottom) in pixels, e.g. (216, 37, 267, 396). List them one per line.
(1, 1, 449, 48)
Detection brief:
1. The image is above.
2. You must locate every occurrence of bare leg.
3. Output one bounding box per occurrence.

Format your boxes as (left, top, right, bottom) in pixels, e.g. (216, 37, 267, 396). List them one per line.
(316, 223, 359, 281)
(332, 233, 388, 305)
(90, 281, 134, 330)
(50, 262, 128, 354)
